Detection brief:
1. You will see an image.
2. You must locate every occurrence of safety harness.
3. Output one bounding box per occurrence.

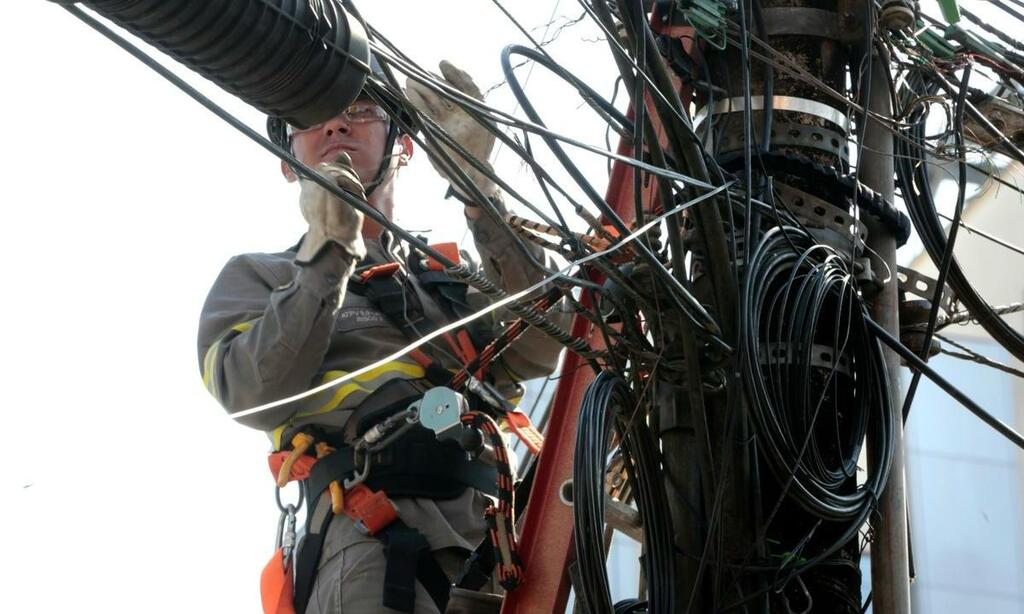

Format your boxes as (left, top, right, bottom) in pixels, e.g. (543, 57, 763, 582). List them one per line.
(350, 241, 546, 454)
(293, 423, 498, 614)
(261, 242, 535, 614)
(349, 241, 494, 385)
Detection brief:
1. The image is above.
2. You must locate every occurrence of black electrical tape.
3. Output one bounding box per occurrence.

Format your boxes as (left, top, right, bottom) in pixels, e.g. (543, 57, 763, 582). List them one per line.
(719, 150, 912, 245)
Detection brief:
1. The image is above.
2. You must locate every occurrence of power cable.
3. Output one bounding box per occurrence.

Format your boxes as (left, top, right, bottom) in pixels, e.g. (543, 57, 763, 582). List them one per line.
(900, 63, 973, 421)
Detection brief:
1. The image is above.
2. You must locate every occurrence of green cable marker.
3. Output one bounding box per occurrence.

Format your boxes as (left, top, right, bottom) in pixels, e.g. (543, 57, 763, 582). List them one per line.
(681, 0, 729, 50)
(936, 0, 961, 24)
(918, 26, 957, 59)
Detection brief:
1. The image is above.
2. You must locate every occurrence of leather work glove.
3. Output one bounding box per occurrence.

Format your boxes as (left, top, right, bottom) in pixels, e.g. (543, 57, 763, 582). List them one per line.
(295, 152, 368, 264)
(405, 60, 499, 202)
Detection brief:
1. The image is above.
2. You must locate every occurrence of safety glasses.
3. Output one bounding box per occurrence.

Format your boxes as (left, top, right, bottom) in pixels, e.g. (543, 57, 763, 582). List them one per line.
(288, 102, 389, 136)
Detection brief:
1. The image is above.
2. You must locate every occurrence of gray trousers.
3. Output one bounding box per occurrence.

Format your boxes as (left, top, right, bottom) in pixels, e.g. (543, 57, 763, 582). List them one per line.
(303, 491, 490, 613)
(304, 538, 469, 614)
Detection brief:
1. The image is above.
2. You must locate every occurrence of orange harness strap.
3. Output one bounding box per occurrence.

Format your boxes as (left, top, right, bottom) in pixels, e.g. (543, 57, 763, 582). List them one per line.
(502, 409, 545, 455)
(260, 549, 296, 614)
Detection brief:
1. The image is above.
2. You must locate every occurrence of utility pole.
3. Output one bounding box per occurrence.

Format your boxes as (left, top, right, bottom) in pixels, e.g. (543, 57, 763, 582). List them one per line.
(688, 0, 896, 610)
(861, 45, 913, 614)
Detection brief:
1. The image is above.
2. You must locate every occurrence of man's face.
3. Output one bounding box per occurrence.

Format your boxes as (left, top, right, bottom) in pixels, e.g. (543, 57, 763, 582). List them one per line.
(287, 97, 391, 185)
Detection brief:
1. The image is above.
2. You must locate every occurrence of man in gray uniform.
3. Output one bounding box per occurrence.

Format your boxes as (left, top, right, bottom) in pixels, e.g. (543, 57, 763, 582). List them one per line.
(197, 62, 562, 613)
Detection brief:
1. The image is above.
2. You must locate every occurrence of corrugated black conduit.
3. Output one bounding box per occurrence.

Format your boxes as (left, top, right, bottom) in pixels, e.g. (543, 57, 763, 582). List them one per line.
(74, 0, 369, 128)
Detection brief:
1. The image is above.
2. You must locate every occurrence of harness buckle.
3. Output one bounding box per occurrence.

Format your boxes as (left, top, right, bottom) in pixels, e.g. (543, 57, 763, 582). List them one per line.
(343, 483, 399, 536)
(343, 448, 373, 490)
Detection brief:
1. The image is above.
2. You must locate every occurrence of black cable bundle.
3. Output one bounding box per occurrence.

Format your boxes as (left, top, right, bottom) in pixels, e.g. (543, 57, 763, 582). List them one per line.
(741, 226, 895, 521)
(896, 67, 1024, 364)
(618, 391, 678, 614)
(573, 372, 677, 614)
(573, 372, 626, 614)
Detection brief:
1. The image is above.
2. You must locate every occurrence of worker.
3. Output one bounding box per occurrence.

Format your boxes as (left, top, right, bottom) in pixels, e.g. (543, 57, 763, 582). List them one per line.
(197, 58, 563, 614)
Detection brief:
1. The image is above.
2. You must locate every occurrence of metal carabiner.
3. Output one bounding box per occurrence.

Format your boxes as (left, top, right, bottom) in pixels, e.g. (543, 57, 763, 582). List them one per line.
(274, 481, 305, 514)
(343, 446, 373, 490)
(275, 503, 298, 562)
(273, 483, 304, 563)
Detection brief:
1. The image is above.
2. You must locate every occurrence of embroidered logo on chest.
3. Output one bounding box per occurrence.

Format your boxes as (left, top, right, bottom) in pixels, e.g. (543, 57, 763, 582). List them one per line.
(336, 307, 388, 328)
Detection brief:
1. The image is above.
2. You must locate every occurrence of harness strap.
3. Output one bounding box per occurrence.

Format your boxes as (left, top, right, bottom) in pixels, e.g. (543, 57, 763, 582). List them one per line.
(407, 348, 452, 386)
(351, 250, 493, 381)
(291, 490, 452, 614)
(501, 409, 545, 456)
(450, 330, 481, 377)
(379, 521, 452, 613)
(292, 495, 333, 614)
(306, 437, 499, 501)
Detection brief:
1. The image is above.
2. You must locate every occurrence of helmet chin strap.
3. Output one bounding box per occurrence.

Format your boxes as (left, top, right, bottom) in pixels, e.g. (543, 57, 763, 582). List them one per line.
(363, 120, 401, 197)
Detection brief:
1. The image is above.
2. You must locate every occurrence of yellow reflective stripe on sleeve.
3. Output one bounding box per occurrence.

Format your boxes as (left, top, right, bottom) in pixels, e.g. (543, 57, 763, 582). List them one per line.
(201, 344, 219, 393)
(201, 319, 259, 398)
(268, 359, 427, 449)
(270, 424, 287, 451)
(296, 360, 426, 418)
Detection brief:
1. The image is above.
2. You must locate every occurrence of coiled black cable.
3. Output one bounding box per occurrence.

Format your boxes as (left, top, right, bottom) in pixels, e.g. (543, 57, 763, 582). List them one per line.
(573, 372, 626, 614)
(573, 372, 678, 614)
(618, 391, 679, 614)
(741, 226, 894, 521)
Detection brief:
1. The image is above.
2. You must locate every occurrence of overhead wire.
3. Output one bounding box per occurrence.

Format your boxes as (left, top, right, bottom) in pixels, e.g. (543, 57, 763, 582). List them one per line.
(500, 43, 730, 347)
(933, 333, 1024, 380)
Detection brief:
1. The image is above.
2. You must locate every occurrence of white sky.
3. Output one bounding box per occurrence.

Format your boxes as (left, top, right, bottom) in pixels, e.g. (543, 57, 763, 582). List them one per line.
(2, 2, 617, 612)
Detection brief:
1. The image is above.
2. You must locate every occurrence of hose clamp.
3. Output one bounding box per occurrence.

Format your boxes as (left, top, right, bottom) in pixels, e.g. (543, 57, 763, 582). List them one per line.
(694, 95, 851, 133)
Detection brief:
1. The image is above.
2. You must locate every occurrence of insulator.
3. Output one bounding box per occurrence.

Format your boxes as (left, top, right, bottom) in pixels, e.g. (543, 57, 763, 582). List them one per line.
(880, 0, 917, 31)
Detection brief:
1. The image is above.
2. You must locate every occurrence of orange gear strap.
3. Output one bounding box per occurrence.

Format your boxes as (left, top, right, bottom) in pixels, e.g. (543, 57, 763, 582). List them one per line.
(424, 241, 460, 271)
(502, 409, 545, 455)
(358, 261, 401, 282)
(341, 483, 399, 536)
(260, 549, 296, 614)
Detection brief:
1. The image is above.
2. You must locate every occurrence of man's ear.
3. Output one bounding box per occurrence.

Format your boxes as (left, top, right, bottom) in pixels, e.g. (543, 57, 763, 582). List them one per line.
(397, 133, 414, 166)
(281, 159, 299, 183)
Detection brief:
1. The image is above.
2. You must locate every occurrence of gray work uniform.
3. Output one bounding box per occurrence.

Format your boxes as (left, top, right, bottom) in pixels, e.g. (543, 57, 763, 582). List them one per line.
(197, 206, 563, 612)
